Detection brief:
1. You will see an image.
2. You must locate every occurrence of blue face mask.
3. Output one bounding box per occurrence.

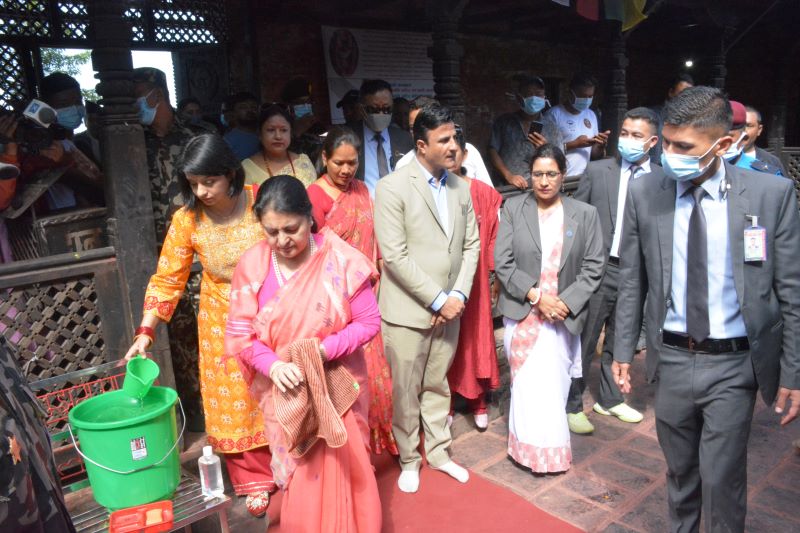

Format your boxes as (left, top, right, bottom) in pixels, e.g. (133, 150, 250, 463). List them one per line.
(136, 90, 158, 126)
(617, 136, 653, 164)
(660, 139, 721, 182)
(722, 136, 745, 161)
(522, 95, 546, 115)
(571, 91, 593, 111)
(56, 104, 86, 130)
(293, 103, 313, 119)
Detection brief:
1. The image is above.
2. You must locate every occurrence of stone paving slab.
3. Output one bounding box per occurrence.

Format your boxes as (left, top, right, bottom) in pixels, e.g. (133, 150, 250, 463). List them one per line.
(445, 329, 800, 532)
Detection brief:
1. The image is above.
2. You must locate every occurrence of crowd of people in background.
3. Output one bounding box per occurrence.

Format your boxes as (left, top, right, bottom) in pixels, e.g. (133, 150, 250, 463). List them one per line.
(2, 65, 799, 533)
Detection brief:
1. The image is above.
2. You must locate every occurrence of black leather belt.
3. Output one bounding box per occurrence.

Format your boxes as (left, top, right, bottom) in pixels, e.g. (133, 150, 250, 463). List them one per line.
(608, 256, 620, 266)
(662, 331, 749, 354)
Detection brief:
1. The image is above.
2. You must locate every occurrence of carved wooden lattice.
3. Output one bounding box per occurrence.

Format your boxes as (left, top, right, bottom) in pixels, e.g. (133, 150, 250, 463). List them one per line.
(0, 0, 225, 45)
(0, 275, 106, 383)
(0, 43, 31, 108)
(780, 147, 800, 205)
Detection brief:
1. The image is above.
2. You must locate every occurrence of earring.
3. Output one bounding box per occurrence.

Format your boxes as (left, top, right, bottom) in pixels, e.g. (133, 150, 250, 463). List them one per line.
(561, 181, 565, 193)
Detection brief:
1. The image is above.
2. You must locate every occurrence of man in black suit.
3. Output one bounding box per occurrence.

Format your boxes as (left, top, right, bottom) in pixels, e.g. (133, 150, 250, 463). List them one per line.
(613, 87, 800, 532)
(743, 105, 787, 175)
(570, 107, 663, 434)
(353, 79, 414, 197)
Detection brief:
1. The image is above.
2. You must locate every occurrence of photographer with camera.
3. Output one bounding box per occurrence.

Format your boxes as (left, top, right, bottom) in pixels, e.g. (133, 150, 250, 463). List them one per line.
(0, 72, 103, 213)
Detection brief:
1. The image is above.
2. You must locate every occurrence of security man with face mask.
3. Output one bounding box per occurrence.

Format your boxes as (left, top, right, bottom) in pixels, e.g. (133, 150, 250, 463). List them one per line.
(570, 107, 664, 435)
(724, 100, 783, 176)
(353, 79, 414, 197)
(132, 67, 213, 241)
(612, 86, 800, 532)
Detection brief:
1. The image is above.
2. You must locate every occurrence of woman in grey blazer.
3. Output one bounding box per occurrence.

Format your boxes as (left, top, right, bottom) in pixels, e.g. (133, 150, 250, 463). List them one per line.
(495, 144, 604, 474)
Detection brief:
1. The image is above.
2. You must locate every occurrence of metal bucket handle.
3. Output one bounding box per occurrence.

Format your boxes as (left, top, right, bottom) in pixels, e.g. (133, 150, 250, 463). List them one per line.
(67, 395, 186, 475)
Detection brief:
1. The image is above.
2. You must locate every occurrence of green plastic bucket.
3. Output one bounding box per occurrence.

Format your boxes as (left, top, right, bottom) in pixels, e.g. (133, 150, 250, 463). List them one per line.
(68, 386, 184, 510)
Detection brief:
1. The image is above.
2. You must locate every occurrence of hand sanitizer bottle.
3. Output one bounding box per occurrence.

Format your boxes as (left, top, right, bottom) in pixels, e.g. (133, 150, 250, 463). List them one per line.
(198, 445, 224, 498)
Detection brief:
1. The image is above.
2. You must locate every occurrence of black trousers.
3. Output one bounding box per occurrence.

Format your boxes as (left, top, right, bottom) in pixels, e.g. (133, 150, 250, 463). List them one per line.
(655, 344, 757, 533)
(566, 261, 625, 413)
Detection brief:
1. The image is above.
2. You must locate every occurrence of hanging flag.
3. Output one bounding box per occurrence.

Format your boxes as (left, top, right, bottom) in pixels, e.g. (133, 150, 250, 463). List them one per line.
(576, 0, 600, 21)
(605, 0, 648, 31)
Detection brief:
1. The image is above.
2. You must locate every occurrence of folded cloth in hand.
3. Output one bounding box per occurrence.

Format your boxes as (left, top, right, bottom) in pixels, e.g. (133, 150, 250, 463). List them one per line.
(273, 337, 360, 458)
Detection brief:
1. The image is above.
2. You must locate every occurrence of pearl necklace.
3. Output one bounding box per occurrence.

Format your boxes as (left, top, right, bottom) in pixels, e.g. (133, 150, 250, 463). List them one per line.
(271, 235, 317, 287)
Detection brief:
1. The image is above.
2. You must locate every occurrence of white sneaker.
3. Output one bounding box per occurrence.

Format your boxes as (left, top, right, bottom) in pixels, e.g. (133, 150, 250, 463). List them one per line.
(431, 460, 469, 483)
(593, 402, 644, 423)
(398, 469, 420, 493)
(473, 413, 489, 430)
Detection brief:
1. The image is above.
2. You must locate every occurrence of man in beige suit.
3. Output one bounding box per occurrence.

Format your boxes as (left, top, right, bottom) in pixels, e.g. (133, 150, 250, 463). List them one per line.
(375, 103, 480, 493)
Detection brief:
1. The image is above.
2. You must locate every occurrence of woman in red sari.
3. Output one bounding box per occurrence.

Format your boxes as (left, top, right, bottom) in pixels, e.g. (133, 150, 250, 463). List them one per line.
(447, 127, 502, 430)
(307, 126, 398, 455)
(225, 175, 381, 532)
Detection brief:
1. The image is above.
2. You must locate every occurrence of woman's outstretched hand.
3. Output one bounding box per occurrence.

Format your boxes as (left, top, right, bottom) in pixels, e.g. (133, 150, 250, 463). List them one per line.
(121, 336, 151, 365)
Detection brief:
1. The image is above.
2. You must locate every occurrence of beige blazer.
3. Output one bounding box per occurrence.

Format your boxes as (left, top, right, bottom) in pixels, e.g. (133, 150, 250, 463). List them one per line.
(374, 158, 480, 329)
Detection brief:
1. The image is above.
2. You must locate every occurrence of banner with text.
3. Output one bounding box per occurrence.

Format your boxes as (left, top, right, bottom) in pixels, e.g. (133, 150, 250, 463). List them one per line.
(321, 25, 435, 124)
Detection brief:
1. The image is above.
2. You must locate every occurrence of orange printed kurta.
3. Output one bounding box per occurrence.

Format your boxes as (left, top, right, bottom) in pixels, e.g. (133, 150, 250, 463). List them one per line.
(143, 185, 267, 453)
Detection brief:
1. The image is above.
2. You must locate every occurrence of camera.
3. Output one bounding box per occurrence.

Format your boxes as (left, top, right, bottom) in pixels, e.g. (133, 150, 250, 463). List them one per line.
(0, 99, 67, 153)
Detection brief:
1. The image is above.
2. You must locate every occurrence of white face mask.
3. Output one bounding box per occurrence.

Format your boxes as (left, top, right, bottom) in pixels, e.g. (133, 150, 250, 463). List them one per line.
(364, 113, 392, 133)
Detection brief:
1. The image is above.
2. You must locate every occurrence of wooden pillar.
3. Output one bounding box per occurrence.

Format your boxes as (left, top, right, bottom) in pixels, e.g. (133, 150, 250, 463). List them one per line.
(89, 0, 174, 385)
(767, 71, 787, 154)
(709, 27, 734, 90)
(427, 0, 468, 129)
(601, 22, 628, 157)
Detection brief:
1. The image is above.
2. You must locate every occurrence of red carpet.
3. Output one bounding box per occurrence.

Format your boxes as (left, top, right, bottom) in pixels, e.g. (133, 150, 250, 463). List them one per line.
(267, 452, 582, 532)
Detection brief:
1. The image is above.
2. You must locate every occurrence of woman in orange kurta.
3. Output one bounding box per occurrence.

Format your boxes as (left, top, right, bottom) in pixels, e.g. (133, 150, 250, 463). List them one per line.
(307, 126, 398, 455)
(123, 134, 273, 518)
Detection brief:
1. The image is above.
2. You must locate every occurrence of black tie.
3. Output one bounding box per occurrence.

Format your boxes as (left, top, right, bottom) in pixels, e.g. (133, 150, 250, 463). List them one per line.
(374, 133, 390, 178)
(686, 186, 710, 342)
(629, 164, 641, 180)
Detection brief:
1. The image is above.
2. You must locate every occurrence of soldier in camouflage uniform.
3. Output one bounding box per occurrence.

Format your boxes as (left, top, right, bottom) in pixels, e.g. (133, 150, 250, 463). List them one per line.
(132, 67, 213, 429)
(0, 339, 75, 533)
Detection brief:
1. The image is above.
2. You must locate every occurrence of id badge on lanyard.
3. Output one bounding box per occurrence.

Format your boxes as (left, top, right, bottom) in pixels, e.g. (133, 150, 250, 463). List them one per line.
(744, 215, 767, 262)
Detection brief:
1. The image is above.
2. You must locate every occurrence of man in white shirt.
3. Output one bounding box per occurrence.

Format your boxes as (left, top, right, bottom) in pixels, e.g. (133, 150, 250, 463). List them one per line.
(544, 73, 609, 178)
(571, 107, 663, 434)
(395, 96, 494, 187)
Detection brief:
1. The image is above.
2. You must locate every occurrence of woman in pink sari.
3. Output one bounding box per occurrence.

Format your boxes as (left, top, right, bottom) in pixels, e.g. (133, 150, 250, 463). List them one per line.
(225, 175, 381, 532)
(307, 126, 397, 455)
